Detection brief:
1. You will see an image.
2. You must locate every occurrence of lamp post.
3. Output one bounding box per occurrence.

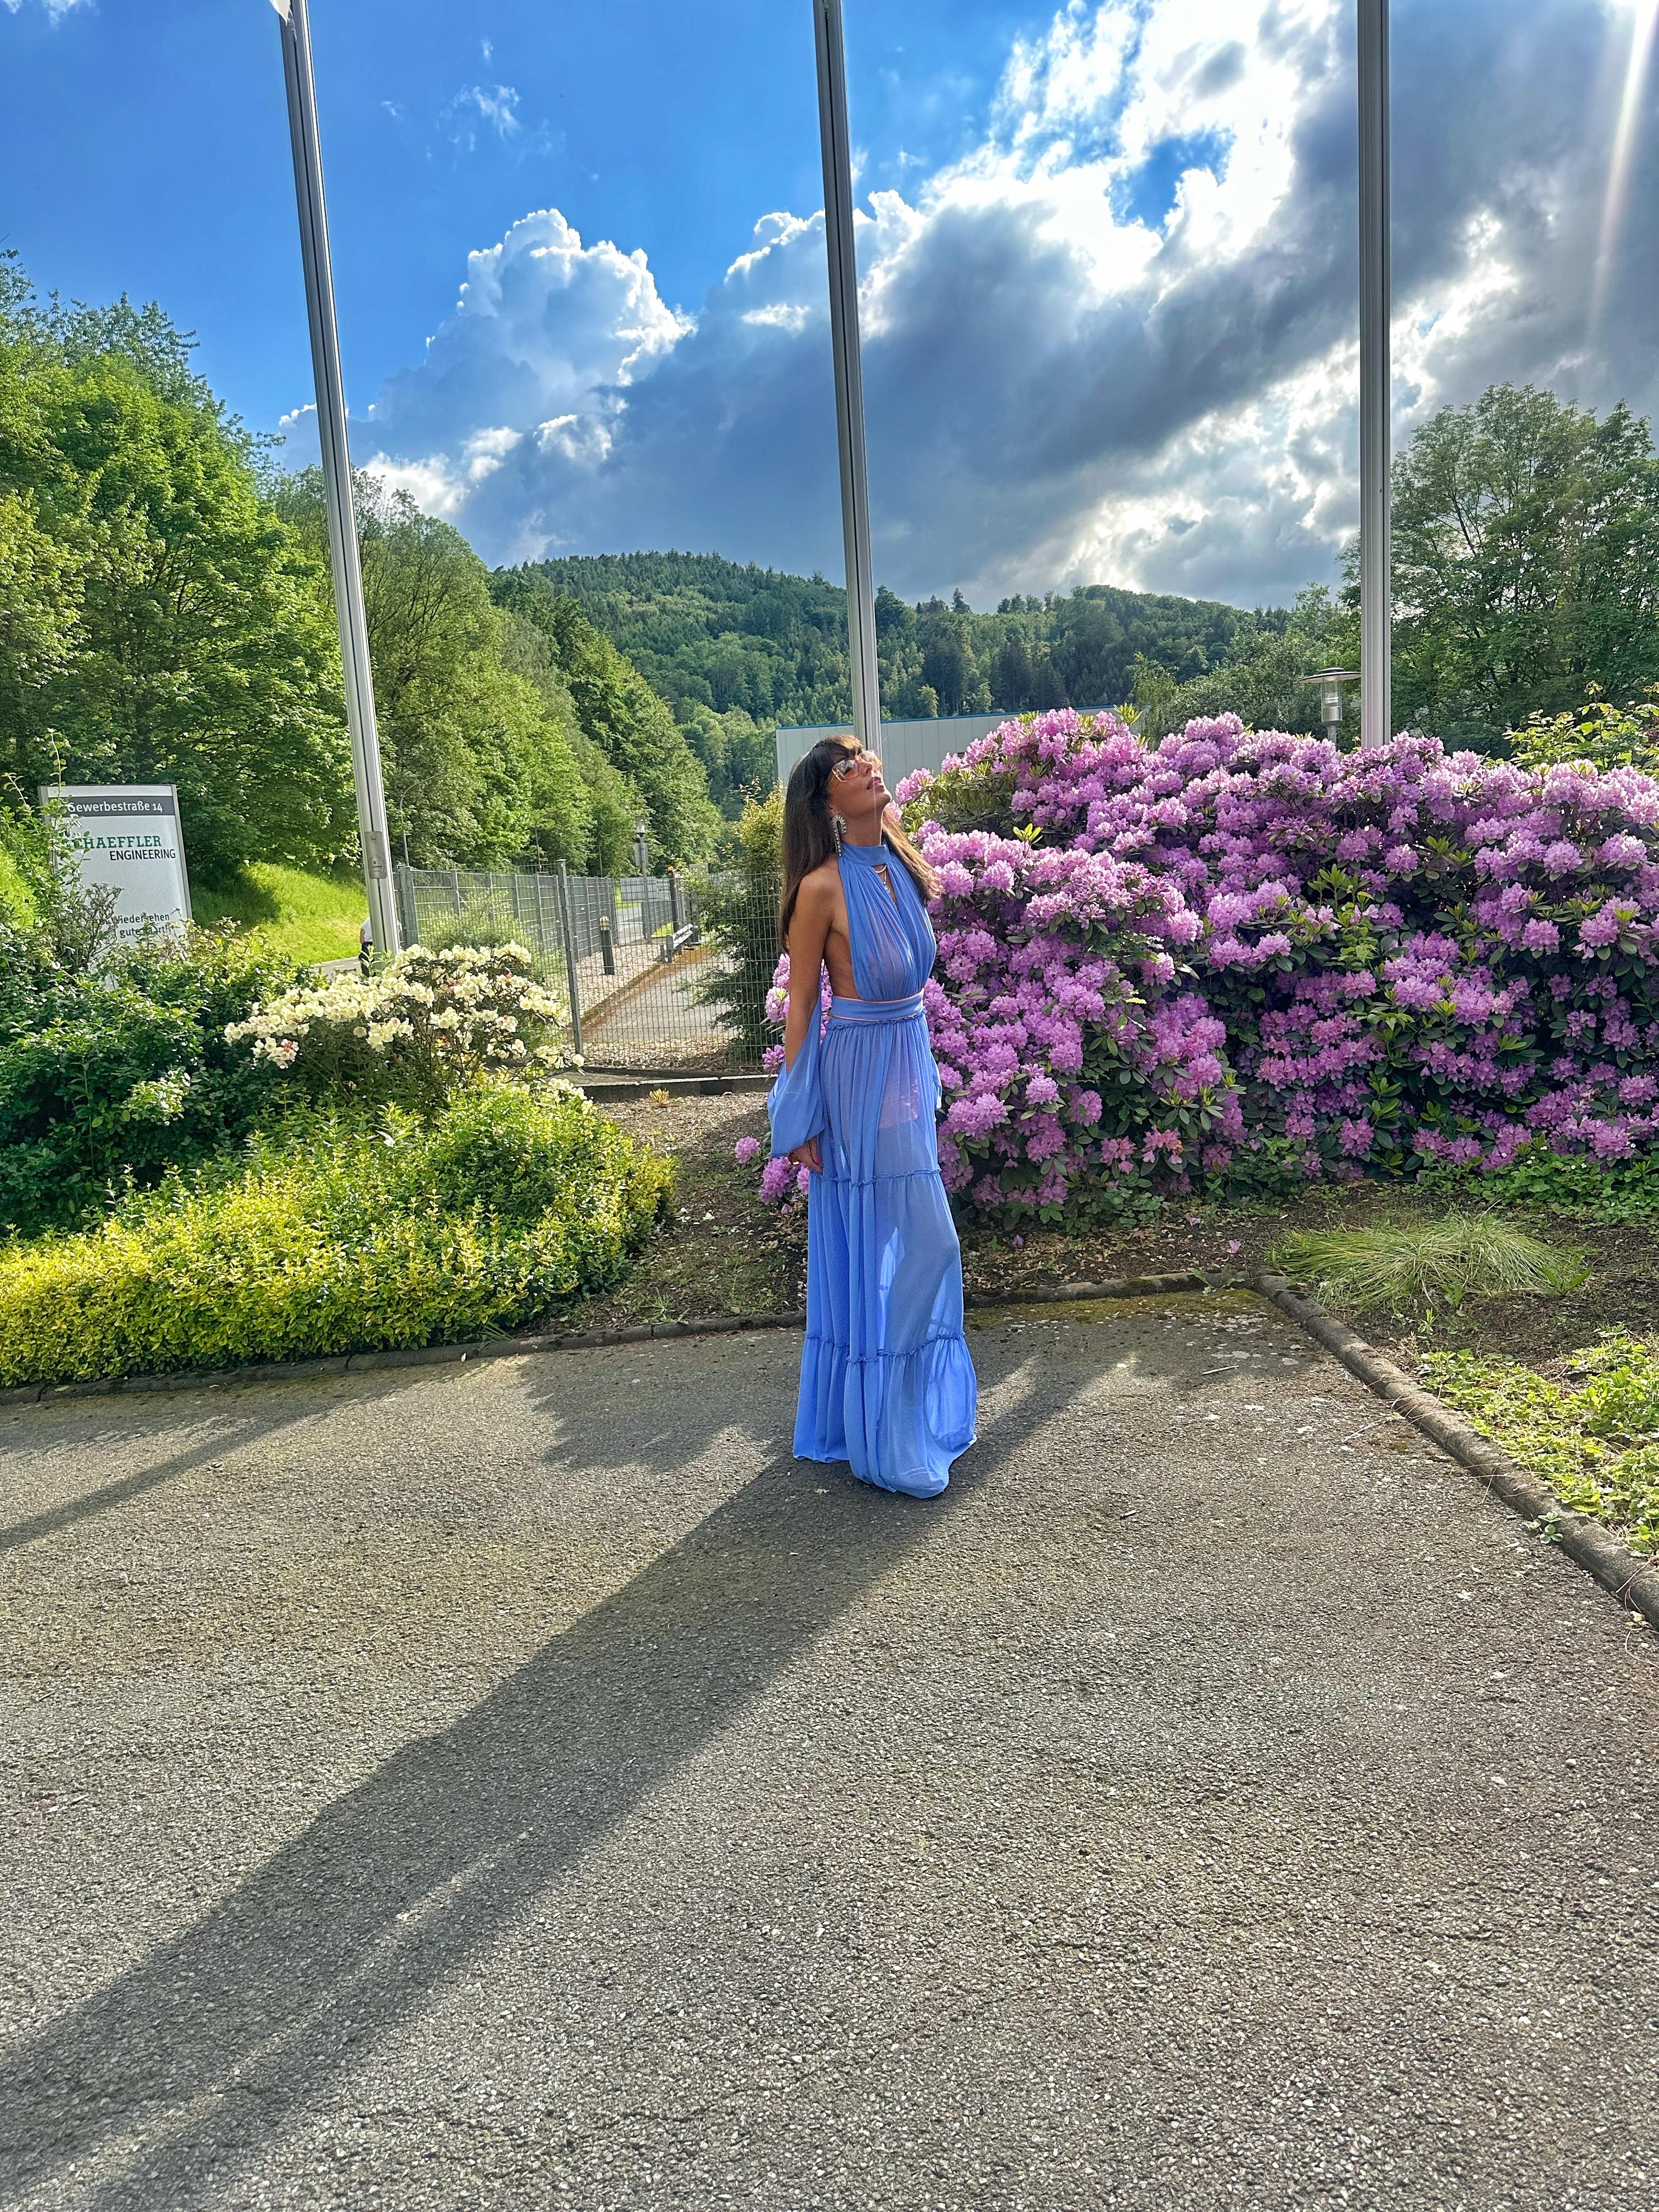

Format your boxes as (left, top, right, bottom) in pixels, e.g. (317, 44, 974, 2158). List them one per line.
(812, 0, 880, 753)
(633, 821, 651, 877)
(1357, 0, 1392, 748)
(1301, 668, 1361, 745)
(269, 0, 400, 957)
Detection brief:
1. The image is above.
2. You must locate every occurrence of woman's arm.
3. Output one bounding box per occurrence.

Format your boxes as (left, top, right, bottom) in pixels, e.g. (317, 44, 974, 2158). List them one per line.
(780, 876, 833, 1171)
(782, 876, 832, 1073)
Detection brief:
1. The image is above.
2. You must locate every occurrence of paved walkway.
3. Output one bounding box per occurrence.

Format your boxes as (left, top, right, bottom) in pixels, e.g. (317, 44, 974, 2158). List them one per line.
(2, 1293, 1656, 2212)
(578, 947, 732, 1069)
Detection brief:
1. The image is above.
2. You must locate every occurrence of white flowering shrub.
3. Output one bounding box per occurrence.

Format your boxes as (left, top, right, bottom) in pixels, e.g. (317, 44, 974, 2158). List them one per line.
(226, 944, 571, 1119)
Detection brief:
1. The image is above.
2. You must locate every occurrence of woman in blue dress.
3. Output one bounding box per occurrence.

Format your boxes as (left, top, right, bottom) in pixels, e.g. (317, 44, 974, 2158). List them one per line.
(768, 735, 978, 1498)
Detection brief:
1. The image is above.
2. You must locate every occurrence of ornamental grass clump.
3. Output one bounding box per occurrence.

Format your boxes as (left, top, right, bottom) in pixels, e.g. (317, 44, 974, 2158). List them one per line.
(0, 1082, 673, 1387)
(225, 942, 568, 1118)
(1269, 1216, 1587, 1317)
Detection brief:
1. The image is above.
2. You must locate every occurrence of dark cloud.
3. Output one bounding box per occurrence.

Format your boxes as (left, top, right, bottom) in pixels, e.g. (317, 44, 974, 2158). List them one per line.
(327, 0, 1659, 607)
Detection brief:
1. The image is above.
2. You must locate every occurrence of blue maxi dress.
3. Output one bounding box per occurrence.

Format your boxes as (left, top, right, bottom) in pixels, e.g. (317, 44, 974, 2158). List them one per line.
(768, 837, 978, 1498)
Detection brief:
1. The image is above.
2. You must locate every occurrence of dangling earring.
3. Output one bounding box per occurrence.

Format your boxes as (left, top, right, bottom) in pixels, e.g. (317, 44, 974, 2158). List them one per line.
(830, 812, 845, 853)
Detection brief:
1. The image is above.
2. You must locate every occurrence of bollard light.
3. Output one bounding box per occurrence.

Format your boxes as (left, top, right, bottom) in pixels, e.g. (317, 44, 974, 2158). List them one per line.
(1301, 668, 1361, 742)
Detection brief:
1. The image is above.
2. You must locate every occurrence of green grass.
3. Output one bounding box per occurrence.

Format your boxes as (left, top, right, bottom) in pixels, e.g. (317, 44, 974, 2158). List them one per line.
(191, 862, 365, 966)
(1269, 1214, 1587, 1317)
(0, 844, 37, 928)
(1423, 1335, 1659, 1554)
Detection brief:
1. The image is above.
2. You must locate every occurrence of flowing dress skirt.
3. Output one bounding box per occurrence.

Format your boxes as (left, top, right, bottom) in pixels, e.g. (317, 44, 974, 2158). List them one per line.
(795, 994, 978, 1497)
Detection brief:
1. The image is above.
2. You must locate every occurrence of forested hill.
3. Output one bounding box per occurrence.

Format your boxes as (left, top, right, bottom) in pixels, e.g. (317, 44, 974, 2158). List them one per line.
(505, 550, 1259, 730)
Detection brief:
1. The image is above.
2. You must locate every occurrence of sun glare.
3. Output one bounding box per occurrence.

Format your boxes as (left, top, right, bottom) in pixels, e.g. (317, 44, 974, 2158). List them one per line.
(1590, 0, 1659, 341)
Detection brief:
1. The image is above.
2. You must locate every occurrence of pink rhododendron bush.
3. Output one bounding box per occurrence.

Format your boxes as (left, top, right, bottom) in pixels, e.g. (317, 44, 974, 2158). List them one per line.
(759, 709, 1659, 1223)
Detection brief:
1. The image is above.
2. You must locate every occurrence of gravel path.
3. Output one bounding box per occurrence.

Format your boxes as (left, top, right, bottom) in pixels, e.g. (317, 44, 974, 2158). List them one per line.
(2, 1292, 1656, 2212)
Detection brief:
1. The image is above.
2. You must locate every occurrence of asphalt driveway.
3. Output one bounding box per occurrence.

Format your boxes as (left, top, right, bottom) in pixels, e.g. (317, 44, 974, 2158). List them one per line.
(2, 1292, 1656, 2211)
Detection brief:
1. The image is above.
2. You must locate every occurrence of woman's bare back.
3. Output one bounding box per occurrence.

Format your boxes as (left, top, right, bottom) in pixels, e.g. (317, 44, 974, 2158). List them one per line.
(808, 859, 859, 1000)
(801, 851, 903, 1001)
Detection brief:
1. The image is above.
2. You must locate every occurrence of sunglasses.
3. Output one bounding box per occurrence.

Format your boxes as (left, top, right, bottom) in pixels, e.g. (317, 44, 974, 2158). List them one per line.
(828, 748, 882, 781)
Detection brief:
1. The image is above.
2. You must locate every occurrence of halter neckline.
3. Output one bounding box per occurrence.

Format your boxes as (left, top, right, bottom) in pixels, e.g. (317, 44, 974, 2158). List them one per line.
(838, 836, 891, 866)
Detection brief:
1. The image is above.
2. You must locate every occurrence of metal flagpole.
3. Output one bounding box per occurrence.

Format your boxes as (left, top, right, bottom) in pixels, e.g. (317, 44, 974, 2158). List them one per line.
(1357, 0, 1392, 749)
(269, 0, 400, 955)
(812, 0, 880, 752)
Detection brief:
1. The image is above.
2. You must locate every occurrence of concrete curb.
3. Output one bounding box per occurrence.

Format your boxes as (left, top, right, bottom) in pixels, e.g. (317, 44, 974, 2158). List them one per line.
(0, 1272, 1210, 1410)
(1256, 1272, 1659, 1635)
(574, 1072, 772, 1103)
(0, 1312, 810, 1407)
(966, 1271, 1206, 1307)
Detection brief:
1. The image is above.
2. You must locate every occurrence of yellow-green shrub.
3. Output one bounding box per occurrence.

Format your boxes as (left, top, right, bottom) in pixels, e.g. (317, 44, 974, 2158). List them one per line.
(0, 1082, 673, 1385)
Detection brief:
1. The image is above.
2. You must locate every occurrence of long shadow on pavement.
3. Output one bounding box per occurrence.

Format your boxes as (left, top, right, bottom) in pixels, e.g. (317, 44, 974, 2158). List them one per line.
(0, 1386, 403, 1556)
(1, 1425, 275, 1555)
(0, 1351, 1081, 2210)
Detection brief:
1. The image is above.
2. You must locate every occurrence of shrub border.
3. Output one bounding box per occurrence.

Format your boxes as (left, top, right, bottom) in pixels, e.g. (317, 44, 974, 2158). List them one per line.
(0, 1271, 1205, 1409)
(1256, 1272, 1659, 1636)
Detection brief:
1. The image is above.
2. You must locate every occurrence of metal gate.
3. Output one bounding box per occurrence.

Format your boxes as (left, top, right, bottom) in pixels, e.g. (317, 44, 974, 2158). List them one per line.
(393, 862, 778, 1073)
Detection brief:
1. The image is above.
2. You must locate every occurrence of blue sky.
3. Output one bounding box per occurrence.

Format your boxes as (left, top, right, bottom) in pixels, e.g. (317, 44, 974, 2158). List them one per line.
(5, 1, 1659, 606)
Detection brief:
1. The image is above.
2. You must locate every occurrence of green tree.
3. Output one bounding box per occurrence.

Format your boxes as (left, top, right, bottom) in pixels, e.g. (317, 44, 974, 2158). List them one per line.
(693, 786, 782, 1056)
(919, 605, 971, 715)
(496, 610, 635, 870)
(915, 597, 990, 716)
(1388, 384, 1659, 746)
(0, 261, 351, 879)
(874, 585, 923, 715)
(991, 624, 1034, 709)
(0, 487, 80, 729)
(274, 471, 596, 869)
(680, 702, 776, 819)
(1137, 589, 1356, 741)
(1129, 653, 1177, 722)
(1507, 686, 1659, 777)
(1051, 592, 1130, 704)
(490, 570, 720, 866)
(517, 548, 1247, 734)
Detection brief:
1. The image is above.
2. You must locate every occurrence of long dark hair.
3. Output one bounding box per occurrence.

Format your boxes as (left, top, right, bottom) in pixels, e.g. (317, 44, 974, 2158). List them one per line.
(777, 736, 938, 946)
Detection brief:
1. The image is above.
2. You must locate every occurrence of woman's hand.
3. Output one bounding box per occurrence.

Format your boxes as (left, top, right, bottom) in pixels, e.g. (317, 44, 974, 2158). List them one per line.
(787, 1137, 822, 1173)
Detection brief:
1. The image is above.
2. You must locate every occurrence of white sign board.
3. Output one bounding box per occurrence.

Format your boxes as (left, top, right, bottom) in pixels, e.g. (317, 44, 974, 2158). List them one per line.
(41, 784, 193, 943)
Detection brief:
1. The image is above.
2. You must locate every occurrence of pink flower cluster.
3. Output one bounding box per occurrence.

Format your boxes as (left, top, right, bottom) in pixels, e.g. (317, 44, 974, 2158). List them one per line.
(758, 709, 1659, 1217)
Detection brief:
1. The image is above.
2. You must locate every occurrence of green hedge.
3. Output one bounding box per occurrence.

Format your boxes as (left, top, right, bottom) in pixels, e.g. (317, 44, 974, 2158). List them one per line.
(0, 926, 297, 1237)
(0, 1083, 672, 1386)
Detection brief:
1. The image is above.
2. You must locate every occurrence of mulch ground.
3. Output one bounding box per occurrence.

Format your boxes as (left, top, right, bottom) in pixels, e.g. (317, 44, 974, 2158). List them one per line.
(567, 1088, 1659, 1374)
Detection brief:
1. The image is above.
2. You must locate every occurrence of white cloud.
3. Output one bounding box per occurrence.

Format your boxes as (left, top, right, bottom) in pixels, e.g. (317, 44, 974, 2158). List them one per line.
(741, 303, 812, 334)
(352, 451, 471, 520)
(292, 0, 1659, 605)
(3, 0, 93, 19)
(446, 81, 523, 145)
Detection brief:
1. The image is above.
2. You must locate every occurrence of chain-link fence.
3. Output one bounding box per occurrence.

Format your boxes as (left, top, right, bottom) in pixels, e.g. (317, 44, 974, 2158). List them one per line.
(393, 862, 779, 1073)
